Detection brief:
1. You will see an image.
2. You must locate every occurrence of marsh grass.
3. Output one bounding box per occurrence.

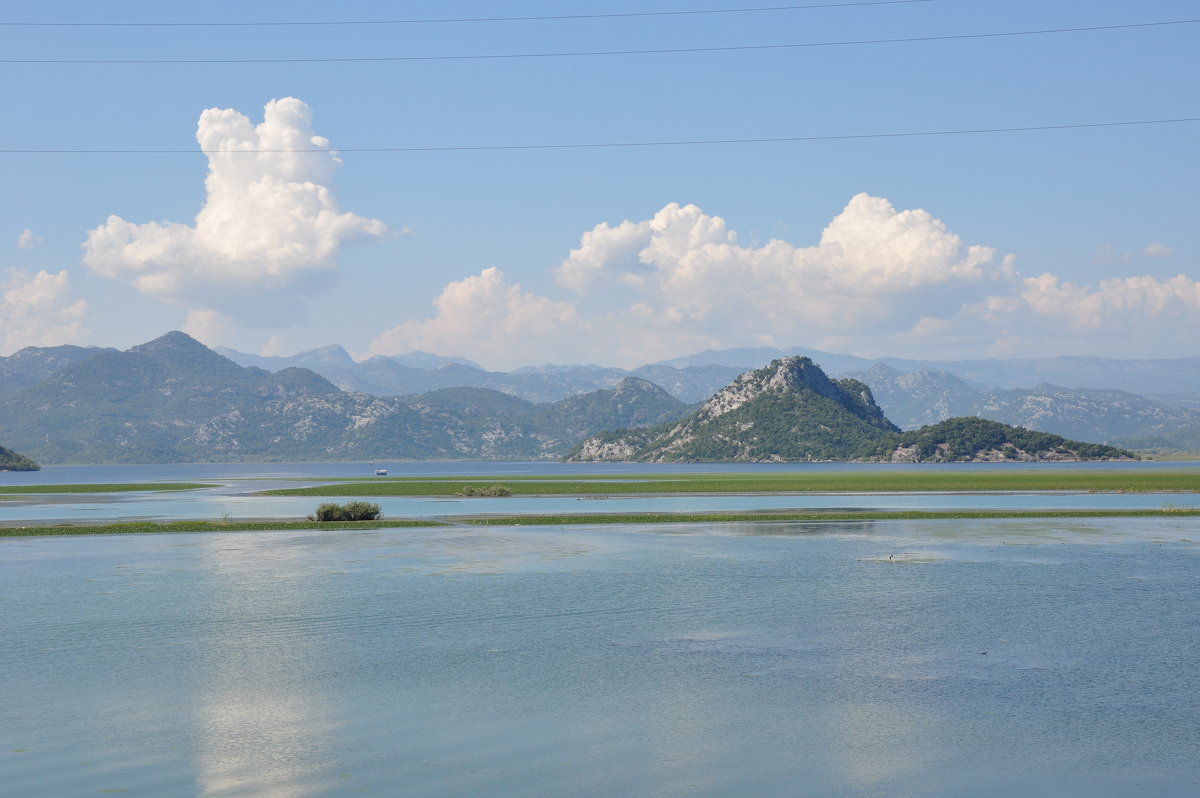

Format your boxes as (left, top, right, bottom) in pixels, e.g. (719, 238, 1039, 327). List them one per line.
(260, 470, 1200, 498)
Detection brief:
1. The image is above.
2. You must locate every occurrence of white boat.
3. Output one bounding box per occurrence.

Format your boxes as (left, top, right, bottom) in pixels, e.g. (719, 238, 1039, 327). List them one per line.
(374, 469, 388, 476)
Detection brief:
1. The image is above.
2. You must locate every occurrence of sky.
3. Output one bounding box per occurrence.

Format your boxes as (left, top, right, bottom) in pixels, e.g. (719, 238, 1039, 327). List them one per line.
(2, 0, 1197, 369)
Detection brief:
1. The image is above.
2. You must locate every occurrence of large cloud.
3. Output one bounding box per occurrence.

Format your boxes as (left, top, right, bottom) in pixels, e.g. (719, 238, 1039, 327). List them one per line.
(83, 97, 386, 321)
(371, 193, 1197, 367)
(556, 194, 1003, 336)
(370, 267, 581, 368)
(0, 269, 89, 353)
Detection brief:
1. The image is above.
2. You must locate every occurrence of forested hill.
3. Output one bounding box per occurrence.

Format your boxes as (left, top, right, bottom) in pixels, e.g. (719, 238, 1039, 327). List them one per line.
(870, 417, 1136, 462)
(0, 445, 39, 471)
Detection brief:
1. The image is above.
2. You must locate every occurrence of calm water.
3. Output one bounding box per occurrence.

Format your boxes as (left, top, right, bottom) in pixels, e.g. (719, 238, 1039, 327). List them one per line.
(3, 516, 1199, 797)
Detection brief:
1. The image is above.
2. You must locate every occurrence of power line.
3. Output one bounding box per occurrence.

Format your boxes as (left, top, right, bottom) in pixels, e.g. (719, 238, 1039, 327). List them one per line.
(3, 18, 1193, 64)
(4, 117, 1195, 155)
(0, 1, 934, 27)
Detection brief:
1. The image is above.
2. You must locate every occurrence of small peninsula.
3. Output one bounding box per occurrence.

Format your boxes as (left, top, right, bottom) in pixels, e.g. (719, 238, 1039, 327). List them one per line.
(0, 444, 40, 471)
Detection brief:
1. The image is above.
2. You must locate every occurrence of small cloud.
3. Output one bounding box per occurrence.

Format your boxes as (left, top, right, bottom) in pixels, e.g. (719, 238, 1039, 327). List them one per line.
(260, 335, 286, 357)
(1143, 241, 1174, 258)
(1093, 244, 1130, 264)
(370, 267, 581, 369)
(0, 268, 89, 353)
(181, 308, 233, 347)
(17, 228, 43, 249)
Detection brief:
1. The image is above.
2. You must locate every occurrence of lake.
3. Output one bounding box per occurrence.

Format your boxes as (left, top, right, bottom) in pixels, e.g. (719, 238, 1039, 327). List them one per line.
(2, 464, 1199, 796)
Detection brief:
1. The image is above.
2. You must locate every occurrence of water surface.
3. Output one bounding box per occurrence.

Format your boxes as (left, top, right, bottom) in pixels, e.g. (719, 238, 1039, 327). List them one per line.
(3, 517, 1198, 797)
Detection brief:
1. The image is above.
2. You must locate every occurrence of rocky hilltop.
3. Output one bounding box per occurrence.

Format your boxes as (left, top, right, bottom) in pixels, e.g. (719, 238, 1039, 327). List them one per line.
(568, 357, 898, 462)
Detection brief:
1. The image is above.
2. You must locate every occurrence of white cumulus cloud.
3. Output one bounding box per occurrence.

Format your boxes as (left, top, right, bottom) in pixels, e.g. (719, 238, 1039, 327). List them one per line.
(1021, 272, 1200, 328)
(0, 269, 89, 354)
(181, 308, 234, 347)
(371, 194, 1200, 367)
(83, 97, 386, 321)
(555, 193, 1005, 341)
(1142, 241, 1174, 258)
(17, 228, 43, 250)
(370, 267, 581, 369)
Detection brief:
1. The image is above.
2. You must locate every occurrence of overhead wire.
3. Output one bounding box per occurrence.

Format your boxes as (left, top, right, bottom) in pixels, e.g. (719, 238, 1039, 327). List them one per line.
(0, 1, 934, 27)
(4, 117, 1195, 155)
(2, 19, 1194, 64)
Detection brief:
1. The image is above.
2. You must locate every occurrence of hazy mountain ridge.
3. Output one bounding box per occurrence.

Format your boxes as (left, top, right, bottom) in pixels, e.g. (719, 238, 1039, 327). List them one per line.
(854, 363, 1200, 447)
(0, 333, 689, 464)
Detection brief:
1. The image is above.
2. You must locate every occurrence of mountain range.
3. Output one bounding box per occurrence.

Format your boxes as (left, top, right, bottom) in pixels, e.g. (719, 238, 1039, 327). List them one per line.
(2, 334, 1197, 461)
(210, 343, 1200, 450)
(0, 333, 688, 464)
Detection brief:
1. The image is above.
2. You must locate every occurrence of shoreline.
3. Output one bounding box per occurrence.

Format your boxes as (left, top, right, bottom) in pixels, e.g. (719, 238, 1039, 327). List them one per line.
(3, 507, 1198, 537)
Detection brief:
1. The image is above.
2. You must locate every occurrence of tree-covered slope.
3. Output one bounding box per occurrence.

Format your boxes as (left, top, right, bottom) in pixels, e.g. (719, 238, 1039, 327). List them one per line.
(871, 417, 1136, 462)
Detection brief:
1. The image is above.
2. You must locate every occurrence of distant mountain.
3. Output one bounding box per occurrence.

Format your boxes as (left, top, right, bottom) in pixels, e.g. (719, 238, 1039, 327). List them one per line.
(0, 444, 39, 471)
(875, 417, 1134, 462)
(653, 345, 878, 376)
(210, 342, 1200, 425)
(0, 333, 690, 464)
(218, 345, 626, 403)
(653, 347, 1200, 396)
(568, 357, 898, 462)
(850, 364, 981, 428)
(853, 363, 1200, 450)
(0, 344, 114, 394)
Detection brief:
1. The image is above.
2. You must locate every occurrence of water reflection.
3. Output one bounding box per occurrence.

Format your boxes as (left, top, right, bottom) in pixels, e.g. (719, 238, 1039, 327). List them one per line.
(188, 535, 336, 797)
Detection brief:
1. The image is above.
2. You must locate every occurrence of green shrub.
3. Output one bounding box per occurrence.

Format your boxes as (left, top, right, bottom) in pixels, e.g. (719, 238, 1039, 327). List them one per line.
(341, 500, 383, 520)
(310, 501, 382, 522)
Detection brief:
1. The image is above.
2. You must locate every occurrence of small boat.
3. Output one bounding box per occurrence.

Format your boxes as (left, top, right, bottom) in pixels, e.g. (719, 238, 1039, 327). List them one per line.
(374, 469, 388, 476)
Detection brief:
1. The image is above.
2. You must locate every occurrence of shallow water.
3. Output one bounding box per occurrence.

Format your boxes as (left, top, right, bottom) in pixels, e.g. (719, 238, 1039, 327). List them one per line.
(2, 461, 1197, 524)
(3, 517, 1199, 797)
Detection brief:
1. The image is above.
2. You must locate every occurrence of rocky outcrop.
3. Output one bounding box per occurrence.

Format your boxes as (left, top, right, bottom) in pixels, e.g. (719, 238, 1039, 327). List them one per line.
(566, 357, 897, 462)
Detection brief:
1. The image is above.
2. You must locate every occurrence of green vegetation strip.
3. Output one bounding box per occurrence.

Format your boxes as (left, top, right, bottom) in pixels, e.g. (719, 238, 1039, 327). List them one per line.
(261, 470, 1200, 497)
(460, 508, 1200, 526)
(0, 519, 444, 537)
(0, 483, 216, 494)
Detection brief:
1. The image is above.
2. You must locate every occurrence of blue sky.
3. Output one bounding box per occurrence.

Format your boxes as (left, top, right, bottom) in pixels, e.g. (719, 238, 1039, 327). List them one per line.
(3, 0, 1197, 368)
